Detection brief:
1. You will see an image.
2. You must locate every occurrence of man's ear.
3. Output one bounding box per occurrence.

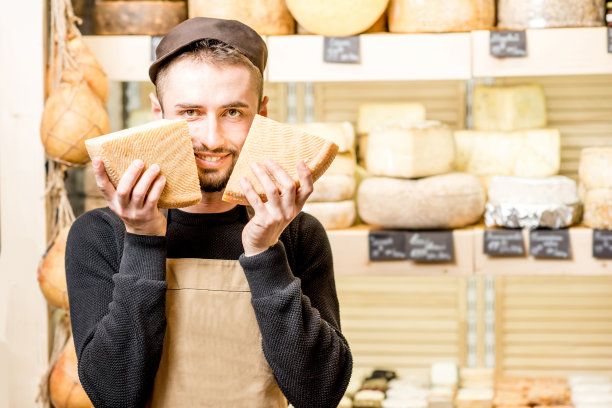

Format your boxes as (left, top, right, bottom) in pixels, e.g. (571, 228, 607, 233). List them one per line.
(150, 92, 163, 120)
(258, 96, 269, 117)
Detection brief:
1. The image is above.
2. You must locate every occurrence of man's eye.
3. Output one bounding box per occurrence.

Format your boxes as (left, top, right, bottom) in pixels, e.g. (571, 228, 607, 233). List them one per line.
(183, 110, 197, 117)
(226, 109, 241, 118)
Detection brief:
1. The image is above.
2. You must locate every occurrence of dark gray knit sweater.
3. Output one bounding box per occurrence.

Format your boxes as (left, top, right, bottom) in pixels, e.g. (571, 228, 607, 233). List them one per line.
(65, 205, 352, 408)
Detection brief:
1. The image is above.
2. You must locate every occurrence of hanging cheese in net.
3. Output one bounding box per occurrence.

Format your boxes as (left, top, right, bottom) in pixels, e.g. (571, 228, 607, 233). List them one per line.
(287, 0, 389, 37)
(389, 0, 495, 33)
(40, 82, 110, 166)
(188, 0, 295, 35)
(222, 115, 339, 206)
(85, 119, 202, 209)
(38, 226, 71, 310)
(49, 337, 93, 408)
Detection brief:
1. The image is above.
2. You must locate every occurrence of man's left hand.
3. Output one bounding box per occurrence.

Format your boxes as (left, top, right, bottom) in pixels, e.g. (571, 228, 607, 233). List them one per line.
(241, 160, 313, 257)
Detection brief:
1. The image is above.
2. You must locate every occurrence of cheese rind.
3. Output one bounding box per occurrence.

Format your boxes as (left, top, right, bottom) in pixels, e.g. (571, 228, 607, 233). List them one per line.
(357, 173, 485, 229)
(309, 174, 356, 202)
(85, 119, 201, 209)
(584, 188, 612, 229)
(579, 147, 612, 199)
(366, 121, 455, 178)
(294, 122, 355, 153)
(357, 102, 426, 134)
(473, 84, 547, 131)
(454, 129, 560, 177)
(487, 176, 579, 205)
(302, 200, 356, 230)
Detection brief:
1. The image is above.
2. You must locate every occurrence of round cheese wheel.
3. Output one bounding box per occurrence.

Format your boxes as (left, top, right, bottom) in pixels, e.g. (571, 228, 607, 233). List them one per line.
(297, 11, 387, 34)
(309, 174, 356, 202)
(358, 173, 485, 229)
(49, 338, 93, 408)
(41, 82, 110, 165)
(389, 0, 495, 33)
(583, 188, 612, 229)
(38, 227, 71, 310)
(94, 1, 187, 35)
(189, 0, 295, 35)
(287, 0, 389, 37)
(579, 148, 612, 195)
(47, 38, 109, 104)
(303, 200, 356, 230)
(498, 0, 604, 29)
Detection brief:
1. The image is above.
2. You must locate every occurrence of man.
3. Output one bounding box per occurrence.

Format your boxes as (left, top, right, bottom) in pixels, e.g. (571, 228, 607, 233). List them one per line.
(66, 17, 352, 408)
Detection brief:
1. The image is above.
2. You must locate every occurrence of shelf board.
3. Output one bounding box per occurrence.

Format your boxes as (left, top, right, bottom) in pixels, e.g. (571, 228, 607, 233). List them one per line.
(266, 33, 472, 82)
(472, 27, 612, 78)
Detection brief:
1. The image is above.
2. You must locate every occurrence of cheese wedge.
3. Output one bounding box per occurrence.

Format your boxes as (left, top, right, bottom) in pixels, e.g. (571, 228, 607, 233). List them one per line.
(357, 102, 426, 134)
(293, 122, 355, 153)
(85, 119, 201, 209)
(222, 115, 339, 205)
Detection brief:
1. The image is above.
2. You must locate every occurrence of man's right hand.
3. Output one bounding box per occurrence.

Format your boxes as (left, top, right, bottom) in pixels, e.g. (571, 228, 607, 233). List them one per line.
(92, 157, 168, 236)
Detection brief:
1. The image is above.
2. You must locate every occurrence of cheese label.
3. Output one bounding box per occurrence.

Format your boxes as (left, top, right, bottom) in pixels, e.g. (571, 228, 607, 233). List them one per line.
(407, 231, 454, 262)
(324, 36, 360, 63)
(484, 229, 525, 256)
(369, 231, 409, 261)
(593, 230, 612, 259)
(490, 30, 527, 58)
(529, 230, 571, 259)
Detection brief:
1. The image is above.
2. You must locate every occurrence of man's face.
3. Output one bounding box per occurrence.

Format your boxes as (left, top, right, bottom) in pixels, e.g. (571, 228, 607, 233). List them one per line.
(158, 58, 263, 192)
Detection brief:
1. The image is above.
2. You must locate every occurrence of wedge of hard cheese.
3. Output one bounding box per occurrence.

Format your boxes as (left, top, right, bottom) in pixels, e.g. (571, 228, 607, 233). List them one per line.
(222, 115, 339, 206)
(85, 119, 201, 209)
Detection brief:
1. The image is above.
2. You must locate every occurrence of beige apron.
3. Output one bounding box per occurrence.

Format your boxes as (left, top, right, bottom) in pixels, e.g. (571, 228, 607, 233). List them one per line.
(148, 258, 287, 407)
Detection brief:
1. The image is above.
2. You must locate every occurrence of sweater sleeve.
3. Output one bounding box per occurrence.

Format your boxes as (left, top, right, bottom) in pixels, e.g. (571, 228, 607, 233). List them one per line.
(239, 213, 353, 408)
(65, 209, 168, 408)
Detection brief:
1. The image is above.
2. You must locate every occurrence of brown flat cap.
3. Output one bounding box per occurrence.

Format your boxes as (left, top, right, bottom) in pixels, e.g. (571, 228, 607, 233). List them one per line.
(149, 17, 268, 83)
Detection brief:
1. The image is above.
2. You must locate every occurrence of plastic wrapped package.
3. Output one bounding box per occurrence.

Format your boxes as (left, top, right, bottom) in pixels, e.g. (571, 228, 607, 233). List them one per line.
(498, 0, 605, 29)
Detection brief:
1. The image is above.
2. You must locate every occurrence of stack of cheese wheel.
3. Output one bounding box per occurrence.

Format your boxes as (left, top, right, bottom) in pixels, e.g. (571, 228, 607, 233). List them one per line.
(356, 103, 485, 230)
(579, 148, 612, 229)
(38, 226, 71, 310)
(389, 0, 495, 33)
(498, 0, 605, 29)
(49, 337, 93, 408)
(94, 1, 187, 35)
(188, 0, 294, 35)
(296, 122, 357, 230)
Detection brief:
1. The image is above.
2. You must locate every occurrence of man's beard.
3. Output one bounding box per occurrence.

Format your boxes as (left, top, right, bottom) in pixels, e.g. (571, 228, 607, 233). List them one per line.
(196, 149, 239, 193)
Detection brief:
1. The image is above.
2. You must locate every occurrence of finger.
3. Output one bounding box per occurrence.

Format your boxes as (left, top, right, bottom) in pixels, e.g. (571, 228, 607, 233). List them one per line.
(91, 157, 116, 202)
(264, 160, 296, 212)
(250, 162, 281, 208)
(144, 174, 166, 209)
(295, 161, 314, 208)
(132, 164, 161, 207)
(116, 159, 145, 207)
(240, 177, 267, 214)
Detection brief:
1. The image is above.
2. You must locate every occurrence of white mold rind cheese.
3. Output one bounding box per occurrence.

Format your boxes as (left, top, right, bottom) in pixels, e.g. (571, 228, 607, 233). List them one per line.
(302, 200, 356, 230)
(308, 174, 356, 202)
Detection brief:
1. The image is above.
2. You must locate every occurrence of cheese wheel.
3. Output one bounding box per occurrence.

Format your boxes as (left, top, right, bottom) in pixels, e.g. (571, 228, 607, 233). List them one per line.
(293, 122, 355, 153)
(327, 151, 357, 176)
(298, 11, 387, 34)
(49, 338, 93, 408)
(188, 0, 294, 35)
(357, 173, 485, 229)
(94, 1, 187, 35)
(223, 115, 339, 206)
(85, 119, 201, 209)
(579, 148, 612, 196)
(37, 227, 70, 310)
(365, 121, 455, 178)
(487, 176, 579, 205)
(473, 84, 547, 131)
(454, 129, 560, 178)
(498, 0, 605, 29)
(583, 188, 612, 229)
(303, 201, 356, 230)
(389, 0, 495, 33)
(357, 102, 426, 134)
(41, 82, 110, 165)
(286, 0, 389, 37)
(309, 174, 356, 202)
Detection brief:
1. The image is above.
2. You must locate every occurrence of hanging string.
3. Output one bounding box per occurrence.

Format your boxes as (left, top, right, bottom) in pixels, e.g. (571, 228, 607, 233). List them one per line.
(45, 160, 76, 244)
(49, 0, 83, 94)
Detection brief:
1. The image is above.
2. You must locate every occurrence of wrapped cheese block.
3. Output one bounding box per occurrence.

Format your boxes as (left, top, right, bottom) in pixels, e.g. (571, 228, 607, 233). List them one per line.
(85, 119, 201, 209)
(94, 1, 187, 35)
(389, 0, 495, 33)
(498, 0, 605, 29)
(188, 0, 294, 35)
(485, 176, 582, 229)
(454, 129, 560, 178)
(37, 226, 70, 310)
(302, 200, 356, 230)
(286, 0, 389, 37)
(294, 122, 355, 153)
(223, 115, 339, 205)
(49, 338, 93, 408)
(365, 121, 455, 178)
(308, 174, 356, 202)
(41, 82, 110, 165)
(473, 85, 547, 131)
(583, 188, 612, 229)
(357, 102, 426, 135)
(579, 147, 612, 199)
(358, 173, 485, 229)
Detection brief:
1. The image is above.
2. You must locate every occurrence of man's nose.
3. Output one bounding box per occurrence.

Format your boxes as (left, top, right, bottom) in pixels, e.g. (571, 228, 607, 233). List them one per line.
(193, 116, 224, 151)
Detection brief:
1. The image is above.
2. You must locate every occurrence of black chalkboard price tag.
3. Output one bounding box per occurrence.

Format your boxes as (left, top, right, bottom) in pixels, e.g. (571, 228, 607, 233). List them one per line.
(369, 231, 408, 261)
(406, 231, 454, 263)
(490, 30, 527, 58)
(607, 27, 612, 53)
(593, 229, 612, 259)
(529, 230, 571, 259)
(151, 36, 163, 61)
(323, 36, 361, 64)
(484, 229, 525, 256)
